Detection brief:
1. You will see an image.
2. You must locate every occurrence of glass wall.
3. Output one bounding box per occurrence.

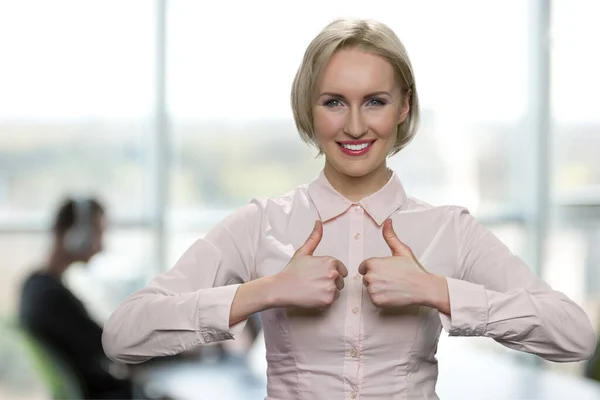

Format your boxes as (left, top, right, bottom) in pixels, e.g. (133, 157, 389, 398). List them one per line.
(0, 0, 156, 315)
(546, 0, 600, 367)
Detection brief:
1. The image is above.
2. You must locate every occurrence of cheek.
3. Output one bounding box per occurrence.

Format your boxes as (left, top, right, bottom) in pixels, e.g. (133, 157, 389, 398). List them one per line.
(368, 111, 400, 139)
(313, 109, 343, 139)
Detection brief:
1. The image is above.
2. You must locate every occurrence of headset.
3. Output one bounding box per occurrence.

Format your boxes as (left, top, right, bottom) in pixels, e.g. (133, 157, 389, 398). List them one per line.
(63, 198, 95, 255)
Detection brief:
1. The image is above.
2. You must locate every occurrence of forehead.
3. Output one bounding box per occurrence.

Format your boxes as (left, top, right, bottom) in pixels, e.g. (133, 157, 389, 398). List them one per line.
(318, 48, 396, 94)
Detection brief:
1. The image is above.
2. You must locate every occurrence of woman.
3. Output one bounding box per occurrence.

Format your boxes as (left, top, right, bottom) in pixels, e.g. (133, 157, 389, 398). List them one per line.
(102, 19, 596, 399)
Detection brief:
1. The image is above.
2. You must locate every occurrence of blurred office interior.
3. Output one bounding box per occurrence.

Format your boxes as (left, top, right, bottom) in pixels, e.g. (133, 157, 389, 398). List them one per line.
(1, 0, 600, 399)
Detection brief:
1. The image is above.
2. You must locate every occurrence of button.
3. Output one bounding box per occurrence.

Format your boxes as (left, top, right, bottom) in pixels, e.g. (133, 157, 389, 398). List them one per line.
(354, 274, 361, 280)
(352, 306, 359, 314)
(353, 232, 361, 240)
(350, 390, 357, 398)
(349, 348, 358, 358)
(354, 204, 361, 211)
(202, 332, 214, 342)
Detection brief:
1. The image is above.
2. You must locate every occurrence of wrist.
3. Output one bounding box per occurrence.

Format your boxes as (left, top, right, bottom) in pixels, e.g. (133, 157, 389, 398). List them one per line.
(419, 273, 450, 314)
(258, 275, 284, 309)
(231, 277, 279, 326)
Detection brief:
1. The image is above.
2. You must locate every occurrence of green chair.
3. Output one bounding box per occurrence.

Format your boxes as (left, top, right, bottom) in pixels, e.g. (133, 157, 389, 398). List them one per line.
(0, 319, 84, 399)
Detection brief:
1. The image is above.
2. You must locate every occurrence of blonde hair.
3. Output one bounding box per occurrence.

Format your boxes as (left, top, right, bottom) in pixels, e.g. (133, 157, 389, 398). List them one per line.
(291, 19, 420, 156)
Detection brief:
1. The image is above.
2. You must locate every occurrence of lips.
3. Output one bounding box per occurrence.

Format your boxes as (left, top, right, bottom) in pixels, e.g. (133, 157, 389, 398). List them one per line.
(336, 140, 376, 156)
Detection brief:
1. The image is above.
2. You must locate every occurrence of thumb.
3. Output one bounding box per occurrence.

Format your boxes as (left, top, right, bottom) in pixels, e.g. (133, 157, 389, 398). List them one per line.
(382, 219, 412, 257)
(295, 220, 323, 256)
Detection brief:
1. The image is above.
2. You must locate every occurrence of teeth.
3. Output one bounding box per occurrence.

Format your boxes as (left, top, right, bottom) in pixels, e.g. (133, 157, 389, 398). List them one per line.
(341, 142, 371, 151)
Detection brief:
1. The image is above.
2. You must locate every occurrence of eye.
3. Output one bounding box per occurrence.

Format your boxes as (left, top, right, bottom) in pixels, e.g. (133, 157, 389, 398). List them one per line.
(323, 99, 343, 108)
(366, 98, 387, 107)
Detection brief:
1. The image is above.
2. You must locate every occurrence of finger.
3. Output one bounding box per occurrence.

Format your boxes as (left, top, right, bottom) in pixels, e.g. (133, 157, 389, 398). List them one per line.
(382, 219, 412, 257)
(358, 258, 376, 275)
(335, 260, 348, 278)
(335, 276, 345, 291)
(295, 220, 323, 256)
(358, 259, 368, 275)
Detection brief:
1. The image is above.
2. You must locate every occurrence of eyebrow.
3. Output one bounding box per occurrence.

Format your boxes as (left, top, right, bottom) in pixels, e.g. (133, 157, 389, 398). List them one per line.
(318, 91, 392, 100)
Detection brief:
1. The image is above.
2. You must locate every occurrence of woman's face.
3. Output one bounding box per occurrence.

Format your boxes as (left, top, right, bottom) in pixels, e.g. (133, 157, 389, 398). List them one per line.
(313, 48, 409, 178)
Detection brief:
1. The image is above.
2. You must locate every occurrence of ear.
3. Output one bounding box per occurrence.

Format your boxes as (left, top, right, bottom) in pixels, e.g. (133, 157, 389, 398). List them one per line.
(397, 90, 411, 125)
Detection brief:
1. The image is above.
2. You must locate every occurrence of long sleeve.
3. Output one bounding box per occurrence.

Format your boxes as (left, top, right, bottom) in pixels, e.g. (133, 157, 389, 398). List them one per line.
(440, 207, 596, 362)
(102, 201, 263, 364)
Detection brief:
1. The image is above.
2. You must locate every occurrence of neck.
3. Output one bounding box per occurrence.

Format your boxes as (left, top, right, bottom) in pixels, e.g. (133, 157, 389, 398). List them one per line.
(323, 161, 391, 202)
(43, 245, 73, 278)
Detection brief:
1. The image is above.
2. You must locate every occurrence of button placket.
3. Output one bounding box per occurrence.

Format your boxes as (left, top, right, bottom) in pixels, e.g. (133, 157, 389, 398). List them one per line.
(343, 204, 364, 395)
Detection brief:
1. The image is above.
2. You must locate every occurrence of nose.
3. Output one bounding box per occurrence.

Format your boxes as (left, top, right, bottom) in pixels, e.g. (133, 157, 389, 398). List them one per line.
(343, 107, 368, 138)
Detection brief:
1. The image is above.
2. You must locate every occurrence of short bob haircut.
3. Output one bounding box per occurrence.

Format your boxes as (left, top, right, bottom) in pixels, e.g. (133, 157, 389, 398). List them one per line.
(291, 19, 420, 156)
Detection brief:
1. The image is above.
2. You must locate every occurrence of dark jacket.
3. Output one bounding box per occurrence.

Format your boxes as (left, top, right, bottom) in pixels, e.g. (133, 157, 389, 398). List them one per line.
(19, 271, 132, 399)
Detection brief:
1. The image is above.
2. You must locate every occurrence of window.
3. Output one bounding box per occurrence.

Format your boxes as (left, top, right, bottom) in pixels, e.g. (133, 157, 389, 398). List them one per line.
(546, 0, 600, 323)
(552, 0, 600, 198)
(0, 1, 156, 315)
(0, 2, 155, 220)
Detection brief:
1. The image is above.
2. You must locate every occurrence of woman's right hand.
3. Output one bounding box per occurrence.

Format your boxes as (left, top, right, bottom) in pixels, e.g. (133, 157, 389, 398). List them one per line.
(229, 220, 347, 326)
(270, 220, 348, 308)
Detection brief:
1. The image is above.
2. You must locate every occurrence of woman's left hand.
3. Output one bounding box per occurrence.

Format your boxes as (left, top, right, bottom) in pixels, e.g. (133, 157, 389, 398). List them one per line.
(358, 219, 450, 314)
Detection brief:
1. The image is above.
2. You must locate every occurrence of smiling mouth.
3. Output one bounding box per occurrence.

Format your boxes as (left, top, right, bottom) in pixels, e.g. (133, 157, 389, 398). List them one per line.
(336, 140, 376, 156)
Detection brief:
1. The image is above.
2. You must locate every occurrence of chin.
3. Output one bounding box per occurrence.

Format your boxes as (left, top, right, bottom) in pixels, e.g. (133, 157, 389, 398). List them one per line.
(331, 159, 380, 178)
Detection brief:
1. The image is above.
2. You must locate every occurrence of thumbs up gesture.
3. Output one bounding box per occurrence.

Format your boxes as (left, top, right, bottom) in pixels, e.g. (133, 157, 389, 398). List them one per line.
(271, 220, 348, 309)
(359, 219, 448, 310)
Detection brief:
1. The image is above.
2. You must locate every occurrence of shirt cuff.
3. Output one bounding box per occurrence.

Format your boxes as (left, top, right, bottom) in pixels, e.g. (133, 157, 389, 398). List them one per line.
(439, 277, 489, 337)
(196, 284, 247, 344)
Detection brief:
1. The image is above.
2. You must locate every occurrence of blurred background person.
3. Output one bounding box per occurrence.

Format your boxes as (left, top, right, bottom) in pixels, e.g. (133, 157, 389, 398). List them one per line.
(18, 197, 137, 399)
